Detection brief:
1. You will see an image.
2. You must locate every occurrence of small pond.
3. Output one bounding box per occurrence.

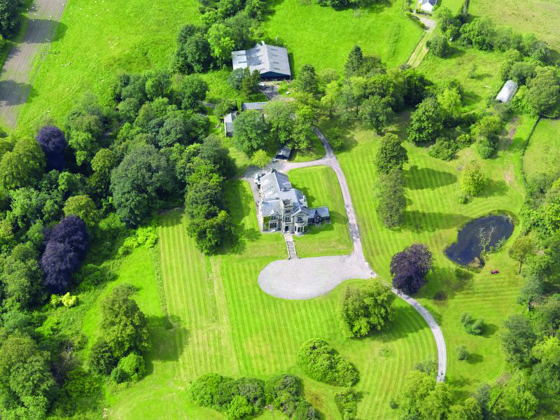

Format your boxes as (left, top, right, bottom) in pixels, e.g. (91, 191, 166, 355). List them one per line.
(445, 215, 514, 266)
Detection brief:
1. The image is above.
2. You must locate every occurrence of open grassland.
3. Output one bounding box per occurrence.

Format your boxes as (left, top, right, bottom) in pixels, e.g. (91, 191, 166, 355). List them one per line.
(469, 0, 560, 50)
(418, 48, 504, 111)
(289, 166, 353, 257)
(104, 180, 436, 419)
(523, 118, 560, 183)
(262, 0, 424, 72)
(17, 0, 201, 131)
(326, 113, 536, 395)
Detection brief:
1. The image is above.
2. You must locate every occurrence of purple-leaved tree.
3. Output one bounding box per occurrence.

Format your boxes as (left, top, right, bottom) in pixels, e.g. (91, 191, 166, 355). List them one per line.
(41, 216, 89, 293)
(36, 126, 67, 171)
(390, 244, 433, 295)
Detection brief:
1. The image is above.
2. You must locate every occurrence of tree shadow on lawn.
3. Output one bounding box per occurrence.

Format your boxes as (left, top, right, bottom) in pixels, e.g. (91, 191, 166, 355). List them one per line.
(466, 353, 484, 364)
(406, 165, 457, 190)
(403, 210, 471, 233)
(145, 315, 189, 373)
(482, 322, 499, 338)
(480, 179, 508, 198)
(418, 266, 475, 304)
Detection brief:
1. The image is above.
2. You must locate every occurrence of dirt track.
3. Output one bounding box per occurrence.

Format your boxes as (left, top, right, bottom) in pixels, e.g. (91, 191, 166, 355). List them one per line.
(0, 0, 67, 128)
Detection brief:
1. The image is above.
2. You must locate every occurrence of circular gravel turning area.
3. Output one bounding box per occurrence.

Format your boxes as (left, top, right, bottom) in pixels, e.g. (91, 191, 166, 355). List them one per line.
(258, 253, 374, 300)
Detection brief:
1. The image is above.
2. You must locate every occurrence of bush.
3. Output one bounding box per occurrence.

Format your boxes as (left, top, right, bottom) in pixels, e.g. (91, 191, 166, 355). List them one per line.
(460, 312, 485, 335)
(111, 353, 146, 383)
(335, 388, 359, 420)
(456, 345, 469, 361)
(89, 339, 117, 375)
(428, 137, 457, 161)
(296, 339, 359, 386)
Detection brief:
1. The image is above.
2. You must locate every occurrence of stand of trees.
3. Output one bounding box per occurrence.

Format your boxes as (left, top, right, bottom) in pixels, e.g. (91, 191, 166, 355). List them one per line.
(189, 373, 320, 419)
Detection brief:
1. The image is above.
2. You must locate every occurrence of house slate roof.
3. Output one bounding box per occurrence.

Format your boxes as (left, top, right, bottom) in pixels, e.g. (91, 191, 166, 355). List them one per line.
(242, 102, 268, 111)
(496, 80, 519, 103)
(259, 170, 329, 221)
(275, 146, 292, 159)
(232, 43, 292, 78)
(223, 112, 236, 134)
(260, 170, 307, 217)
(421, 0, 437, 6)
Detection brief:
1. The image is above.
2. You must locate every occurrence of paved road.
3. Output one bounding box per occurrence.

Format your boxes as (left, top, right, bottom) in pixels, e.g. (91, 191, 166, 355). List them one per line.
(0, 0, 67, 128)
(247, 129, 447, 382)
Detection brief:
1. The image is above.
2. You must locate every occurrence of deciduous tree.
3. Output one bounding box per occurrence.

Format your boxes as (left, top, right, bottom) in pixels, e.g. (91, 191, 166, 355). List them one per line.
(390, 244, 433, 294)
(338, 282, 395, 337)
(36, 126, 67, 171)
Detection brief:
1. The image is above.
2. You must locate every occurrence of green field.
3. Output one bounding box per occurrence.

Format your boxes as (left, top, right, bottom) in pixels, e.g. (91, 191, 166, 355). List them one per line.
(289, 166, 353, 257)
(17, 0, 201, 131)
(326, 113, 538, 394)
(96, 180, 437, 419)
(263, 0, 424, 72)
(523, 118, 560, 183)
(469, 0, 560, 50)
(418, 48, 504, 111)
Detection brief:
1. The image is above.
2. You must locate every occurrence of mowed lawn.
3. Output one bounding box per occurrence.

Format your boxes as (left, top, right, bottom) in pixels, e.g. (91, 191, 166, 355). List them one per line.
(469, 0, 560, 50)
(107, 180, 437, 419)
(331, 114, 536, 395)
(289, 166, 353, 257)
(17, 0, 201, 131)
(262, 0, 424, 72)
(523, 118, 560, 183)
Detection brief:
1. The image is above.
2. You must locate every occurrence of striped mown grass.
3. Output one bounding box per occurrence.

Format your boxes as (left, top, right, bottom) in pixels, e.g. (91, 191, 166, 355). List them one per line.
(107, 180, 437, 419)
(289, 166, 353, 258)
(332, 117, 530, 395)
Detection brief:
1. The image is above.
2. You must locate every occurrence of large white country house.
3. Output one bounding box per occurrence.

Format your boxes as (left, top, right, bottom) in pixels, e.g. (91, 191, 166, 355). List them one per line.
(255, 170, 330, 234)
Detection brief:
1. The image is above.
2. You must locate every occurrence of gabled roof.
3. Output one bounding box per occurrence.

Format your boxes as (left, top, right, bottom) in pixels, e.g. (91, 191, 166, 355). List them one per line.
(275, 146, 292, 160)
(259, 170, 307, 215)
(232, 43, 292, 78)
(421, 0, 437, 5)
(496, 80, 518, 103)
(242, 102, 268, 111)
(223, 112, 237, 135)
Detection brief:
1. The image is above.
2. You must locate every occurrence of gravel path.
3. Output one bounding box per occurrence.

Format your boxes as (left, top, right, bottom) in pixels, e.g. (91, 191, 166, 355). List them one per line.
(0, 0, 67, 128)
(247, 128, 447, 381)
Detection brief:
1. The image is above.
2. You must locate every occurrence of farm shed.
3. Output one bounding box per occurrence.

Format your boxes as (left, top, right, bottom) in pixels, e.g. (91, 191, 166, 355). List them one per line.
(232, 42, 292, 79)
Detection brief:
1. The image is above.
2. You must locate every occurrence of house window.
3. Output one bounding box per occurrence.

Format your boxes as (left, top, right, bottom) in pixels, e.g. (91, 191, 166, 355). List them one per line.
(284, 217, 291, 222)
(297, 217, 303, 223)
(297, 227, 304, 233)
(270, 223, 277, 230)
(285, 210, 291, 214)
(270, 216, 277, 220)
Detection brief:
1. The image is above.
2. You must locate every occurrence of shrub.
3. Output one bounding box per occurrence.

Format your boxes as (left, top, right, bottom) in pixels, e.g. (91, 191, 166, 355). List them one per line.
(335, 388, 359, 420)
(428, 137, 457, 161)
(460, 312, 485, 335)
(111, 353, 146, 383)
(89, 339, 117, 375)
(296, 339, 359, 386)
(456, 345, 469, 361)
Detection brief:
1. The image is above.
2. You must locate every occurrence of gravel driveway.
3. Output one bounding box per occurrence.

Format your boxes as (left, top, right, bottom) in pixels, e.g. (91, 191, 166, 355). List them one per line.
(0, 0, 67, 128)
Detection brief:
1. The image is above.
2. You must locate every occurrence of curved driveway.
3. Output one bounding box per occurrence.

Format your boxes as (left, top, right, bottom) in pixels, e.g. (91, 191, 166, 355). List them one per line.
(248, 128, 447, 382)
